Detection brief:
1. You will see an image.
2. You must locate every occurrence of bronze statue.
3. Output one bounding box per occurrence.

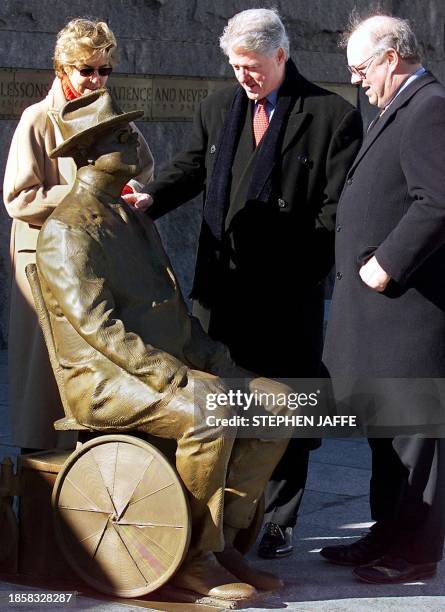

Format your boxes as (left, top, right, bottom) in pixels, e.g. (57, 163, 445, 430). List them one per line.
(36, 90, 289, 602)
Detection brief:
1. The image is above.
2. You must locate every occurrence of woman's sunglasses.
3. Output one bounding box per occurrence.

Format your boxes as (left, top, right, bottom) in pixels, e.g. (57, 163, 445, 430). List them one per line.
(71, 65, 113, 77)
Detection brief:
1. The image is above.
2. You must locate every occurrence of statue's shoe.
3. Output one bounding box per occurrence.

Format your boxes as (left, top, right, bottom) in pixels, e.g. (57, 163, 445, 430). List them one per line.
(216, 546, 284, 591)
(171, 551, 258, 601)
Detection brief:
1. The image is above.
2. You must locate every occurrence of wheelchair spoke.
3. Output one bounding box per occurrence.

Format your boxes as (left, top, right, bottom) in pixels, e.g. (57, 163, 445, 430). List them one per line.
(128, 481, 175, 506)
(58, 505, 109, 514)
(109, 520, 149, 584)
(81, 520, 110, 559)
(115, 451, 155, 520)
(113, 523, 175, 582)
(64, 476, 103, 512)
(116, 520, 184, 528)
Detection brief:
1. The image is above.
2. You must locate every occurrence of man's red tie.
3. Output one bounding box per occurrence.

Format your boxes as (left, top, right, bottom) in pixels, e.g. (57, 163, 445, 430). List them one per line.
(253, 98, 269, 146)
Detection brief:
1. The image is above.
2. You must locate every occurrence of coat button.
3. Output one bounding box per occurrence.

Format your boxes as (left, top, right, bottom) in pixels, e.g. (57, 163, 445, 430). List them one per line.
(210, 144, 216, 154)
(336, 224, 342, 232)
(336, 271, 343, 280)
(346, 178, 353, 185)
(298, 154, 308, 164)
(278, 198, 288, 209)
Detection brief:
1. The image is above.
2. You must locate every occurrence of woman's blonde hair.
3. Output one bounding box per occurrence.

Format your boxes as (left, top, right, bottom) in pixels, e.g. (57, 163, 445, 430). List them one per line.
(53, 18, 117, 77)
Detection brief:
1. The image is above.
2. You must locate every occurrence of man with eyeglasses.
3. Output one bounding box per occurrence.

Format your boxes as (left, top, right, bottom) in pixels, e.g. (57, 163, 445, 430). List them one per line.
(322, 14, 445, 584)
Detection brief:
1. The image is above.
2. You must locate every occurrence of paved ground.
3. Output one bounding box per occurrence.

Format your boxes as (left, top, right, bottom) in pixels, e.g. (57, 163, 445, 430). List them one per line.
(0, 349, 444, 611)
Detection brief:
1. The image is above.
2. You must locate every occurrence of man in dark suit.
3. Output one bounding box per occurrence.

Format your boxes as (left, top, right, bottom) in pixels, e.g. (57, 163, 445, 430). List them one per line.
(141, 8, 362, 558)
(322, 14, 445, 583)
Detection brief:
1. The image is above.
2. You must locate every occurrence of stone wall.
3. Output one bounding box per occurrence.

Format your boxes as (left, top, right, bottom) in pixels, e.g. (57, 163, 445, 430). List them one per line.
(0, 0, 444, 347)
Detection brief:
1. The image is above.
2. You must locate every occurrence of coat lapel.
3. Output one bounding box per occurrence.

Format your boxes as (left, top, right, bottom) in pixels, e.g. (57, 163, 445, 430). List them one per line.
(46, 77, 77, 186)
(279, 65, 307, 154)
(280, 99, 307, 155)
(349, 72, 436, 173)
(227, 103, 258, 220)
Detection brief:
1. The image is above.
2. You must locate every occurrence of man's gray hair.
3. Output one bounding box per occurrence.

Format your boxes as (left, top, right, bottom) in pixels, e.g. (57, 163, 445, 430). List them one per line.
(341, 14, 421, 63)
(220, 8, 290, 59)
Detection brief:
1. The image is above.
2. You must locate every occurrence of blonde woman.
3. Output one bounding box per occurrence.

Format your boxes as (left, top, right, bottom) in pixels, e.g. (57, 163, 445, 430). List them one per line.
(3, 18, 154, 450)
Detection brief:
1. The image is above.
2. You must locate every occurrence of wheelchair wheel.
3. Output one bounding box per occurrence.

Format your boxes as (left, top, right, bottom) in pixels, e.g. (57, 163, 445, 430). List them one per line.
(52, 435, 190, 597)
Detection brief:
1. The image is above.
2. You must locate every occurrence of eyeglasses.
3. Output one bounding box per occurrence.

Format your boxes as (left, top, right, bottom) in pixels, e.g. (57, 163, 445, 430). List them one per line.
(347, 54, 378, 78)
(70, 65, 113, 77)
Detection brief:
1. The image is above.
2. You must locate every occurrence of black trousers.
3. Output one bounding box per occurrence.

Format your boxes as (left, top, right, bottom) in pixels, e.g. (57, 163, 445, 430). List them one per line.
(206, 280, 326, 529)
(263, 438, 310, 527)
(369, 436, 445, 563)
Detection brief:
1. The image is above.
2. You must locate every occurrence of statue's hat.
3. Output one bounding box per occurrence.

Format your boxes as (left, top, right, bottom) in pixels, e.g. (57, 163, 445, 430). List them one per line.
(49, 89, 143, 158)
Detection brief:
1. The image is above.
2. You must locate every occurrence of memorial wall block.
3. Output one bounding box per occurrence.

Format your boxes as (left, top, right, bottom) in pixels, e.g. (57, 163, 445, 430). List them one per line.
(0, 68, 357, 121)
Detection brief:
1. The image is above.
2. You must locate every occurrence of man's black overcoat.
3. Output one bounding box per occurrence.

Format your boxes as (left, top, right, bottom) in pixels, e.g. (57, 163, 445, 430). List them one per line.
(149, 61, 363, 377)
(324, 72, 445, 379)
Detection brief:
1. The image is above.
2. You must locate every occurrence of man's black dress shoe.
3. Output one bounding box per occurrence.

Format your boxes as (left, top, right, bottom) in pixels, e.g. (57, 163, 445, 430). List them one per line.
(353, 555, 437, 584)
(320, 534, 387, 566)
(258, 523, 293, 559)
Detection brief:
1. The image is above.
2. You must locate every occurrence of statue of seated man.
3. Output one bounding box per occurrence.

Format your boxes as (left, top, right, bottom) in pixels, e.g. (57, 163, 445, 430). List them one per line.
(36, 90, 289, 603)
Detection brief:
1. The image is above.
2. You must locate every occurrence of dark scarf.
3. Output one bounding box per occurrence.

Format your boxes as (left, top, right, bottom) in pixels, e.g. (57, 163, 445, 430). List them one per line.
(191, 59, 298, 307)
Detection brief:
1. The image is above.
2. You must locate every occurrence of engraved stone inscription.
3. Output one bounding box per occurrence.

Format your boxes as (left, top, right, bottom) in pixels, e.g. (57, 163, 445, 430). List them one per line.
(151, 78, 223, 119)
(0, 69, 52, 117)
(108, 74, 153, 116)
(0, 68, 357, 120)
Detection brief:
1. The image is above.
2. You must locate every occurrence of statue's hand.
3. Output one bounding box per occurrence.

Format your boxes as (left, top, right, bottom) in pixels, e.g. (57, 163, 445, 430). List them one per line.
(168, 370, 234, 428)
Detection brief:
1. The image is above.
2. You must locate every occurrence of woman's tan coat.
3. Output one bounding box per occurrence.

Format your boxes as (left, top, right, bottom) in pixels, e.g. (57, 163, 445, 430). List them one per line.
(3, 77, 154, 448)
